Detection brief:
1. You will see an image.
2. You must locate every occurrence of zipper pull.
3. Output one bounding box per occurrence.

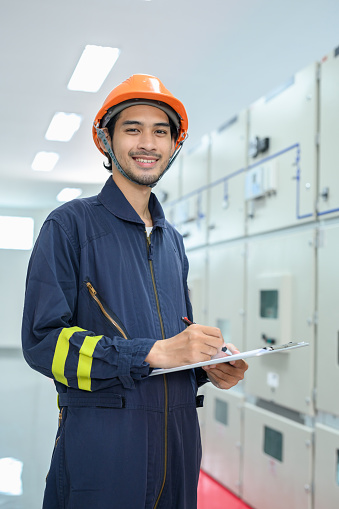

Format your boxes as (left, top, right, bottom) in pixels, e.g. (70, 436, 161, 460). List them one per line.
(86, 281, 97, 296)
(58, 408, 63, 427)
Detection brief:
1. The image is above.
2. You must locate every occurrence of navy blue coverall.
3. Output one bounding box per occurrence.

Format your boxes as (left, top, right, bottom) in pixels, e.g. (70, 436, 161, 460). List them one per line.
(22, 177, 207, 509)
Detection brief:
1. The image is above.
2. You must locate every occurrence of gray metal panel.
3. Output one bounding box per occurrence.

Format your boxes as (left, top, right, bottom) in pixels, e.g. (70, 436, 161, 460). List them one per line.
(186, 247, 208, 325)
(314, 424, 339, 508)
(316, 223, 339, 416)
(245, 228, 315, 414)
(155, 157, 182, 205)
(201, 384, 244, 496)
(197, 385, 207, 464)
(157, 158, 182, 227)
(207, 242, 246, 353)
(318, 50, 339, 219)
(179, 139, 210, 249)
(208, 110, 248, 243)
(242, 403, 313, 509)
(247, 63, 318, 234)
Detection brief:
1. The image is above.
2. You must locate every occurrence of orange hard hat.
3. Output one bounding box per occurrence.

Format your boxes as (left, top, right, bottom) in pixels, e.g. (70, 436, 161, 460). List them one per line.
(93, 74, 188, 155)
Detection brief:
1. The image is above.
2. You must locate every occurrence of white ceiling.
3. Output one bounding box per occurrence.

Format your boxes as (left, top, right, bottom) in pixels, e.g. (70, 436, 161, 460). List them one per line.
(1, 0, 339, 210)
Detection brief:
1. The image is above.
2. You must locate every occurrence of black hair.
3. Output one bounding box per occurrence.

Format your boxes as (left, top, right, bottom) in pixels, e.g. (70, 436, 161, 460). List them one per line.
(103, 111, 179, 173)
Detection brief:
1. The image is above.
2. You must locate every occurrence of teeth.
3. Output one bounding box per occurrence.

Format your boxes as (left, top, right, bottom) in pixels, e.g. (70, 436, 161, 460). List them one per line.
(135, 158, 156, 163)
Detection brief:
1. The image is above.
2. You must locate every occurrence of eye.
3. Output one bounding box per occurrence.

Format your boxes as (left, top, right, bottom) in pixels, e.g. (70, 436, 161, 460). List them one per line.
(125, 128, 140, 133)
(155, 129, 168, 136)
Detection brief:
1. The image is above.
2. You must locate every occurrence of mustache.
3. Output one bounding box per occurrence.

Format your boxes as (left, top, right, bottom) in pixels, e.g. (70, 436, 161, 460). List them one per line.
(129, 151, 162, 159)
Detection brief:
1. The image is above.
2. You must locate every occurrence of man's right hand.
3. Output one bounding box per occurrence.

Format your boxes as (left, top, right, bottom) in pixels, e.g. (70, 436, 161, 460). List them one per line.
(145, 324, 224, 369)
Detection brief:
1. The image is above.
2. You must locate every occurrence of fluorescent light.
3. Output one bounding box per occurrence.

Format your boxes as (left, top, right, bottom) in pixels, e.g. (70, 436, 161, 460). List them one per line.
(67, 45, 120, 93)
(0, 458, 23, 495)
(45, 112, 82, 142)
(31, 151, 59, 172)
(0, 216, 34, 250)
(57, 188, 82, 202)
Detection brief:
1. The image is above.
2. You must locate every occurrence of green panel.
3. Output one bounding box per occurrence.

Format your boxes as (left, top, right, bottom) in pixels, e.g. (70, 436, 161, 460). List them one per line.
(263, 425, 283, 462)
(215, 398, 228, 426)
(260, 290, 279, 319)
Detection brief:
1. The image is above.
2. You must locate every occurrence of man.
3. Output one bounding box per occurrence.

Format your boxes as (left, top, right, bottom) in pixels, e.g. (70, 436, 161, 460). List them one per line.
(22, 74, 248, 509)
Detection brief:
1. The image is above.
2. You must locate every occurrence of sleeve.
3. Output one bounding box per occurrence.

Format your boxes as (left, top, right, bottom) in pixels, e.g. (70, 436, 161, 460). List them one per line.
(182, 252, 209, 388)
(21, 218, 157, 391)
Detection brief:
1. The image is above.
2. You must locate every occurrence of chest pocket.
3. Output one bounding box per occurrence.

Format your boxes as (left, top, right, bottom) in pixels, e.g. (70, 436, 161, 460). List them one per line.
(82, 279, 131, 339)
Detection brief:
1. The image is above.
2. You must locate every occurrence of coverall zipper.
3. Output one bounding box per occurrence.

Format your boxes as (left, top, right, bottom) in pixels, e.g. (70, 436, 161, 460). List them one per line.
(146, 232, 168, 509)
(85, 281, 129, 340)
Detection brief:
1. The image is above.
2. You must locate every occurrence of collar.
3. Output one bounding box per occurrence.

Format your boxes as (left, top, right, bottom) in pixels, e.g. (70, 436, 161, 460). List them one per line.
(97, 177, 166, 228)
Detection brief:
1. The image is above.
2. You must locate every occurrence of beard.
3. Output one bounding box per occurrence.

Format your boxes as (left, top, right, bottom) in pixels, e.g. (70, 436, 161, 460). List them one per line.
(122, 167, 165, 186)
(114, 150, 171, 186)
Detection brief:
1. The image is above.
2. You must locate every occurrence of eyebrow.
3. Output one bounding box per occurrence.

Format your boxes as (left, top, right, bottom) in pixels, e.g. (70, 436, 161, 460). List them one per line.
(121, 120, 170, 128)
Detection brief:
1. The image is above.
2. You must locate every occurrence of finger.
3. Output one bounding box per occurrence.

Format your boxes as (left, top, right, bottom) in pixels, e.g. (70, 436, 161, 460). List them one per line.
(214, 358, 248, 375)
(187, 325, 223, 347)
(199, 343, 222, 358)
(207, 370, 239, 390)
(200, 325, 224, 339)
(224, 343, 242, 365)
(211, 364, 244, 381)
(197, 338, 224, 358)
(225, 342, 240, 354)
(202, 364, 217, 371)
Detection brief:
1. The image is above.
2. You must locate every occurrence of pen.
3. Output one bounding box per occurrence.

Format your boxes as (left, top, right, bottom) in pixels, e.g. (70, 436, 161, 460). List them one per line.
(181, 316, 195, 326)
(181, 316, 231, 355)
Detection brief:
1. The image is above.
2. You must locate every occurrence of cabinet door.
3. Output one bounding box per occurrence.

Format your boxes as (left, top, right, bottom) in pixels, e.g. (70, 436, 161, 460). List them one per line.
(247, 63, 318, 234)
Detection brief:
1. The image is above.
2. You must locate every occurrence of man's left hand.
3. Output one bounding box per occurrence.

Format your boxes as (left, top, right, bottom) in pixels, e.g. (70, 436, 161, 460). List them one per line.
(202, 343, 248, 390)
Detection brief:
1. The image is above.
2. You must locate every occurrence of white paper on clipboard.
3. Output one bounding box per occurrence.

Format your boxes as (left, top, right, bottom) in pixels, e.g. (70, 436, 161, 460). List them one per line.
(149, 341, 309, 376)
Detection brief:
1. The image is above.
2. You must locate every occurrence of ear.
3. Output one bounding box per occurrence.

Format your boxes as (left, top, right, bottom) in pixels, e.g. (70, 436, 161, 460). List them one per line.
(97, 127, 112, 153)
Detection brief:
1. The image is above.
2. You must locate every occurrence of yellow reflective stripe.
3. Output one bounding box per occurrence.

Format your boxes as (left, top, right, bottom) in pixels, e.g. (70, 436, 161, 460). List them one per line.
(52, 326, 85, 386)
(77, 335, 102, 391)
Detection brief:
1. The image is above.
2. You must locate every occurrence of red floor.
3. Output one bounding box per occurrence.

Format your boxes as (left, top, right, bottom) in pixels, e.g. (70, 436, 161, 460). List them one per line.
(197, 471, 252, 509)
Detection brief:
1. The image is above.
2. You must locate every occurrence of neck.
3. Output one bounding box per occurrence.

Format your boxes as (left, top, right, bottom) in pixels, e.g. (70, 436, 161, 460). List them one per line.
(111, 171, 153, 226)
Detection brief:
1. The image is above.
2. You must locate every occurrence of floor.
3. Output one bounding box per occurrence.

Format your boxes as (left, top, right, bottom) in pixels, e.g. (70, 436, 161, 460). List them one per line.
(197, 470, 252, 509)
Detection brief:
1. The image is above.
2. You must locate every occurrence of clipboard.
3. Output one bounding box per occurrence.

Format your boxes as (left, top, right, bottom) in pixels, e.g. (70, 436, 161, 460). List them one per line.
(149, 341, 309, 376)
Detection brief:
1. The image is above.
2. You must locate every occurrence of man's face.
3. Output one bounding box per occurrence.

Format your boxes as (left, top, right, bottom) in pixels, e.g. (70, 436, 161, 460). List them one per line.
(111, 104, 175, 186)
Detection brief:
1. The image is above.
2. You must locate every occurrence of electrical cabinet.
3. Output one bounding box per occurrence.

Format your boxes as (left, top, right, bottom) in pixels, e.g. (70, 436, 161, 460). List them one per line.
(208, 111, 247, 243)
(242, 404, 313, 509)
(246, 63, 318, 234)
(207, 241, 245, 353)
(201, 385, 244, 497)
(318, 47, 339, 219)
(245, 229, 315, 414)
(186, 247, 208, 325)
(156, 157, 181, 227)
(314, 423, 339, 508)
(316, 223, 339, 417)
(179, 138, 210, 249)
(197, 385, 207, 459)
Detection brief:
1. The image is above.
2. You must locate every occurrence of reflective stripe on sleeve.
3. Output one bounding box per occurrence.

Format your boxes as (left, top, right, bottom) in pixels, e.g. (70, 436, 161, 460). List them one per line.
(77, 335, 103, 391)
(52, 326, 86, 386)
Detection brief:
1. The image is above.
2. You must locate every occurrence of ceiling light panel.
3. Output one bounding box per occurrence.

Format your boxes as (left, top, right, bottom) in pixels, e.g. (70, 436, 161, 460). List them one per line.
(31, 152, 59, 172)
(67, 45, 121, 93)
(45, 112, 82, 142)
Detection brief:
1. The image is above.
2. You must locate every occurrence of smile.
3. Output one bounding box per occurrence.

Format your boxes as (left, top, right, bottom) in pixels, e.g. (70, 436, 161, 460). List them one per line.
(134, 158, 157, 164)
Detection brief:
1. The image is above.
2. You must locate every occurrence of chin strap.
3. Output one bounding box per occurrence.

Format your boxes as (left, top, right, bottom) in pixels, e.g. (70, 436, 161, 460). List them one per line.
(94, 124, 188, 188)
